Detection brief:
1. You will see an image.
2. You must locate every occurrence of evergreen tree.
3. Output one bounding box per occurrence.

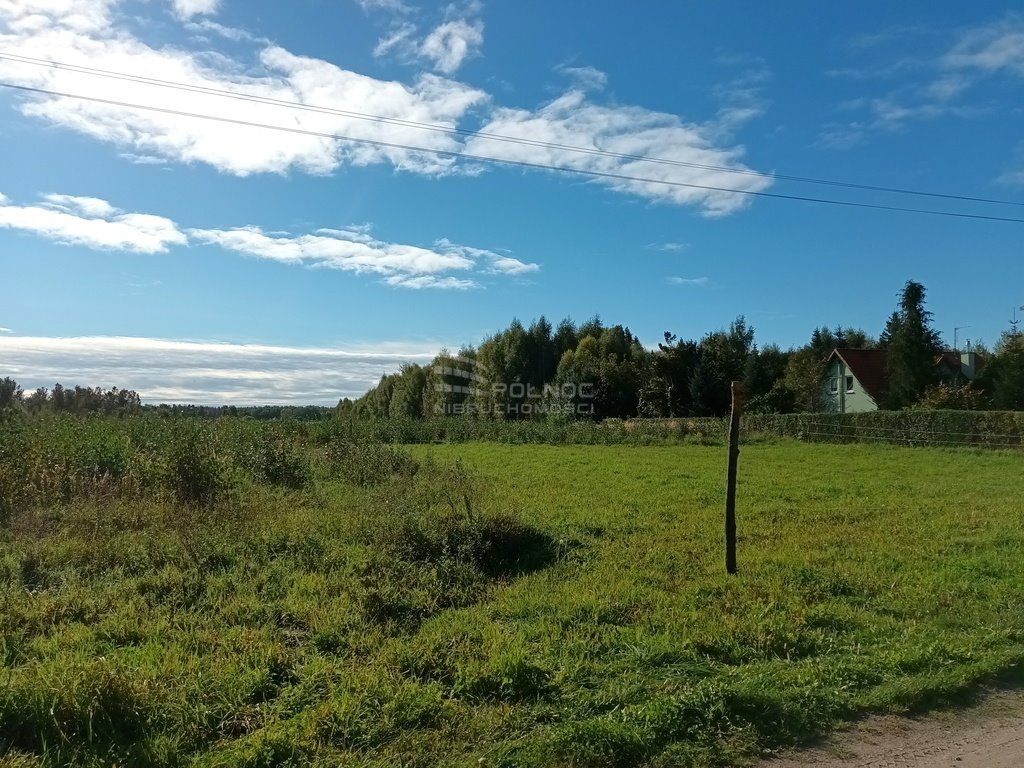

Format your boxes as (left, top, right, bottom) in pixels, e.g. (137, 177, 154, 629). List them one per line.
(649, 333, 699, 417)
(0, 377, 22, 417)
(389, 364, 428, 418)
(988, 329, 1024, 410)
(689, 354, 728, 416)
(878, 312, 901, 348)
(883, 281, 943, 409)
(742, 344, 788, 401)
(552, 318, 579, 362)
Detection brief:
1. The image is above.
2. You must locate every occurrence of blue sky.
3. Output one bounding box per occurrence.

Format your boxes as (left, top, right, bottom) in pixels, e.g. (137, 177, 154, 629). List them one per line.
(1, 0, 1023, 403)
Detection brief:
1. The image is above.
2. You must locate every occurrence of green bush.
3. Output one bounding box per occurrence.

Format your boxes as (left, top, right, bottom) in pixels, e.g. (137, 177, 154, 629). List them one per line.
(0, 428, 29, 523)
(325, 440, 418, 486)
(160, 424, 227, 506)
(236, 433, 312, 489)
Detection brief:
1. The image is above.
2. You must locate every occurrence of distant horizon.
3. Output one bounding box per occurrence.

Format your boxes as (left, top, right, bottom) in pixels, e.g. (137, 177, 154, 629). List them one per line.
(0, 311, 1006, 406)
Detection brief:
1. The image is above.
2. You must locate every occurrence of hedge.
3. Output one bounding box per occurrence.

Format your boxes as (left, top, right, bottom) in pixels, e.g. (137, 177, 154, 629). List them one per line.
(740, 411, 1024, 448)
(324, 412, 1024, 448)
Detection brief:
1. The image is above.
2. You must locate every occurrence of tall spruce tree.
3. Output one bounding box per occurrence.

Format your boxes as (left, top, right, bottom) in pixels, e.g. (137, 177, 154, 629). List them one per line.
(988, 329, 1024, 410)
(882, 281, 943, 409)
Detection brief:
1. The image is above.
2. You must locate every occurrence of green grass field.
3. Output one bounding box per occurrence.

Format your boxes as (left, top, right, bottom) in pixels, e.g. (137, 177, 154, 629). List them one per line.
(2, 433, 1023, 767)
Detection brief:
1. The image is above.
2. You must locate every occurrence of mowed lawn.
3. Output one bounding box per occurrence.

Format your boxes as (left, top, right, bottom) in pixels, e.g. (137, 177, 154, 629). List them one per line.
(3, 439, 1024, 767)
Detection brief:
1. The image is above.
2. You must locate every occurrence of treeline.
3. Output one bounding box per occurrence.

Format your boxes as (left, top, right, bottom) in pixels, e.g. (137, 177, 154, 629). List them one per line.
(345, 281, 1024, 419)
(0, 381, 142, 417)
(0, 381, 332, 422)
(4, 282, 1022, 421)
(341, 319, 873, 420)
(147, 404, 331, 421)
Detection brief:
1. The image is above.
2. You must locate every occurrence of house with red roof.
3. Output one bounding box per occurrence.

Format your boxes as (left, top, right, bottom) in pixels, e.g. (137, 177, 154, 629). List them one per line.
(822, 348, 890, 413)
(822, 347, 982, 413)
(934, 350, 981, 384)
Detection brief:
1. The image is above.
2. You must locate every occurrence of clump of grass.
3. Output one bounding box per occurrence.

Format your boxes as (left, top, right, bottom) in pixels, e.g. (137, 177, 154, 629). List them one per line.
(395, 611, 551, 703)
(366, 460, 557, 580)
(352, 460, 557, 634)
(0, 659, 147, 765)
(353, 555, 486, 631)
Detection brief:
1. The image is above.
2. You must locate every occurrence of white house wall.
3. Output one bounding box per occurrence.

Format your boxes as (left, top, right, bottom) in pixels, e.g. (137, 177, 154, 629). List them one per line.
(821, 359, 879, 413)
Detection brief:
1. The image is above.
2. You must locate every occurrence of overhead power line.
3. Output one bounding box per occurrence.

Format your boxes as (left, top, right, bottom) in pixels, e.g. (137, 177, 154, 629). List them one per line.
(2, 81, 1024, 224)
(2, 51, 1024, 210)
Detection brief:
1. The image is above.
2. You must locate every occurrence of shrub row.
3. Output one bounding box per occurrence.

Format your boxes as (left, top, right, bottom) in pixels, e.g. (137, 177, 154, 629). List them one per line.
(317, 411, 1024, 448)
(318, 416, 722, 446)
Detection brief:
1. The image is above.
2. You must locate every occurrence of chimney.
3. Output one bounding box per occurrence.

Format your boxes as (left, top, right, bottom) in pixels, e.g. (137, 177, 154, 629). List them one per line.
(960, 351, 977, 380)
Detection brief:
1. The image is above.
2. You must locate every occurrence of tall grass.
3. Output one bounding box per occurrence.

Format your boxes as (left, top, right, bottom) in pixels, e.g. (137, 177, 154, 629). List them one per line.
(0, 416, 321, 515)
(2, 416, 1023, 767)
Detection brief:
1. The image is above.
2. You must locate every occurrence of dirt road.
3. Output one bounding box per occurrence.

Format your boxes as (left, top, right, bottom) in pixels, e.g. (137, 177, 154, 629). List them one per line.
(762, 690, 1024, 767)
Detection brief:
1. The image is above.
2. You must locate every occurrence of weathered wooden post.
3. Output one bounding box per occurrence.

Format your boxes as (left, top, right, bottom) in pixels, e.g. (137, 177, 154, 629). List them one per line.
(725, 381, 743, 575)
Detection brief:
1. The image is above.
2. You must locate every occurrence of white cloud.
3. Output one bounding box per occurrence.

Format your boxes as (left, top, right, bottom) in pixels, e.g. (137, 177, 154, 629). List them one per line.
(944, 18, 1024, 76)
(0, 0, 119, 33)
(357, 0, 413, 14)
(419, 18, 483, 74)
(823, 17, 1024, 146)
(43, 193, 118, 218)
(669, 276, 709, 287)
(0, 327, 13, 334)
(998, 169, 1024, 186)
(0, 4, 487, 176)
(0, 1, 772, 214)
(184, 19, 266, 44)
(189, 227, 533, 287)
(371, 2, 484, 75)
(0, 189, 531, 287)
(384, 274, 476, 289)
(0, 192, 187, 253)
(647, 242, 690, 253)
(374, 22, 417, 58)
(433, 238, 539, 275)
(557, 65, 607, 92)
(190, 226, 475, 275)
(997, 142, 1024, 187)
(709, 55, 771, 137)
(171, 0, 220, 22)
(487, 255, 539, 275)
(464, 90, 772, 216)
(0, 335, 442, 404)
(924, 73, 971, 102)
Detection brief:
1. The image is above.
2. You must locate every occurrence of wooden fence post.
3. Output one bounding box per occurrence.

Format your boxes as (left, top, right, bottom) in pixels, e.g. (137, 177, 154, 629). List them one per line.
(725, 381, 743, 575)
